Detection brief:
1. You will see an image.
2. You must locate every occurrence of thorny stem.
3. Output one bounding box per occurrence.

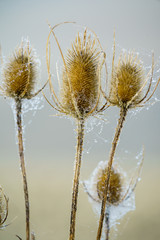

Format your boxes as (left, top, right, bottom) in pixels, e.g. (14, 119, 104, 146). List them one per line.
(69, 119, 85, 240)
(104, 208, 110, 240)
(96, 107, 127, 240)
(16, 99, 30, 240)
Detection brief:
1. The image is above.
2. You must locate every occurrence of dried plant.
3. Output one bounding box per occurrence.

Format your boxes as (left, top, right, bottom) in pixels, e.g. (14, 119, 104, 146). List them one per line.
(96, 36, 160, 240)
(45, 25, 107, 240)
(84, 152, 143, 240)
(0, 23, 159, 240)
(0, 187, 9, 230)
(0, 40, 47, 240)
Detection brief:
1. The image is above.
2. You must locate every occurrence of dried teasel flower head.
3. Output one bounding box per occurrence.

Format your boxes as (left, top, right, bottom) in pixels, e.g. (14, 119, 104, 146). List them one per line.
(97, 167, 122, 204)
(84, 161, 124, 206)
(103, 34, 160, 111)
(46, 26, 106, 120)
(61, 30, 103, 119)
(1, 39, 38, 100)
(84, 157, 144, 233)
(109, 52, 145, 108)
(0, 187, 9, 230)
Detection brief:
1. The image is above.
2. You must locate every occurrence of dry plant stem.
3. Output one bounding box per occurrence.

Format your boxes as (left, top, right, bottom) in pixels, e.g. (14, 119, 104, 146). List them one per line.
(96, 107, 127, 240)
(104, 208, 110, 240)
(16, 99, 30, 240)
(69, 119, 85, 240)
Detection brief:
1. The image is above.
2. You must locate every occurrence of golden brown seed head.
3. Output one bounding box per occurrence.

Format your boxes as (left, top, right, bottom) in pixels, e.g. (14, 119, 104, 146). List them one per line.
(97, 167, 122, 204)
(2, 40, 36, 100)
(109, 53, 145, 107)
(61, 31, 102, 119)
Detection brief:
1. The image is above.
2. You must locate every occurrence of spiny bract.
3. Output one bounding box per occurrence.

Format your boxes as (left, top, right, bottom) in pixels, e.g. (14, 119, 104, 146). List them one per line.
(109, 52, 145, 107)
(2, 40, 37, 100)
(61, 30, 102, 119)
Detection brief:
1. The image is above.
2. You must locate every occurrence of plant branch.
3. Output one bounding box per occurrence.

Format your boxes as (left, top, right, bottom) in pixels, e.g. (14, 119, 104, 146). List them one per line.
(96, 107, 127, 240)
(69, 119, 85, 240)
(16, 99, 30, 240)
(104, 208, 110, 240)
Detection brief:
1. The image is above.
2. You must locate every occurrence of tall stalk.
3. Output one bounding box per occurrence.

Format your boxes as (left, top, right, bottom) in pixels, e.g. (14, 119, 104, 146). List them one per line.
(16, 99, 30, 240)
(96, 107, 127, 240)
(69, 119, 85, 240)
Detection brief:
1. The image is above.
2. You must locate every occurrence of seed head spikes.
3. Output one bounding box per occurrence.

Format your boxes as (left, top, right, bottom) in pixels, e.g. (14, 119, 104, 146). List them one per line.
(104, 35, 160, 110)
(2, 43, 36, 99)
(61, 31, 102, 119)
(1, 40, 47, 101)
(110, 53, 145, 107)
(46, 25, 106, 120)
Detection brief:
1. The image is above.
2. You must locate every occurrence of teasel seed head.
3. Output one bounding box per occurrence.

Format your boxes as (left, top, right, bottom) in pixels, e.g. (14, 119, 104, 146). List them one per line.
(0, 187, 9, 229)
(109, 52, 145, 108)
(2, 40, 37, 100)
(84, 153, 144, 231)
(60, 30, 103, 119)
(46, 25, 106, 120)
(97, 167, 122, 204)
(84, 161, 125, 206)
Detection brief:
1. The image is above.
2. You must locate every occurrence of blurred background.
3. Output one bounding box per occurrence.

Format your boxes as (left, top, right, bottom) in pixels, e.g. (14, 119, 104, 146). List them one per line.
(0, 0, 160, 239)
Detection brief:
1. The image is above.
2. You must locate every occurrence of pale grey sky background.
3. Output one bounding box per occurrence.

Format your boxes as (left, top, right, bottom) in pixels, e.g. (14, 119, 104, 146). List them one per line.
(0, 1, 160, 240)
(0, 0, 160, 163)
